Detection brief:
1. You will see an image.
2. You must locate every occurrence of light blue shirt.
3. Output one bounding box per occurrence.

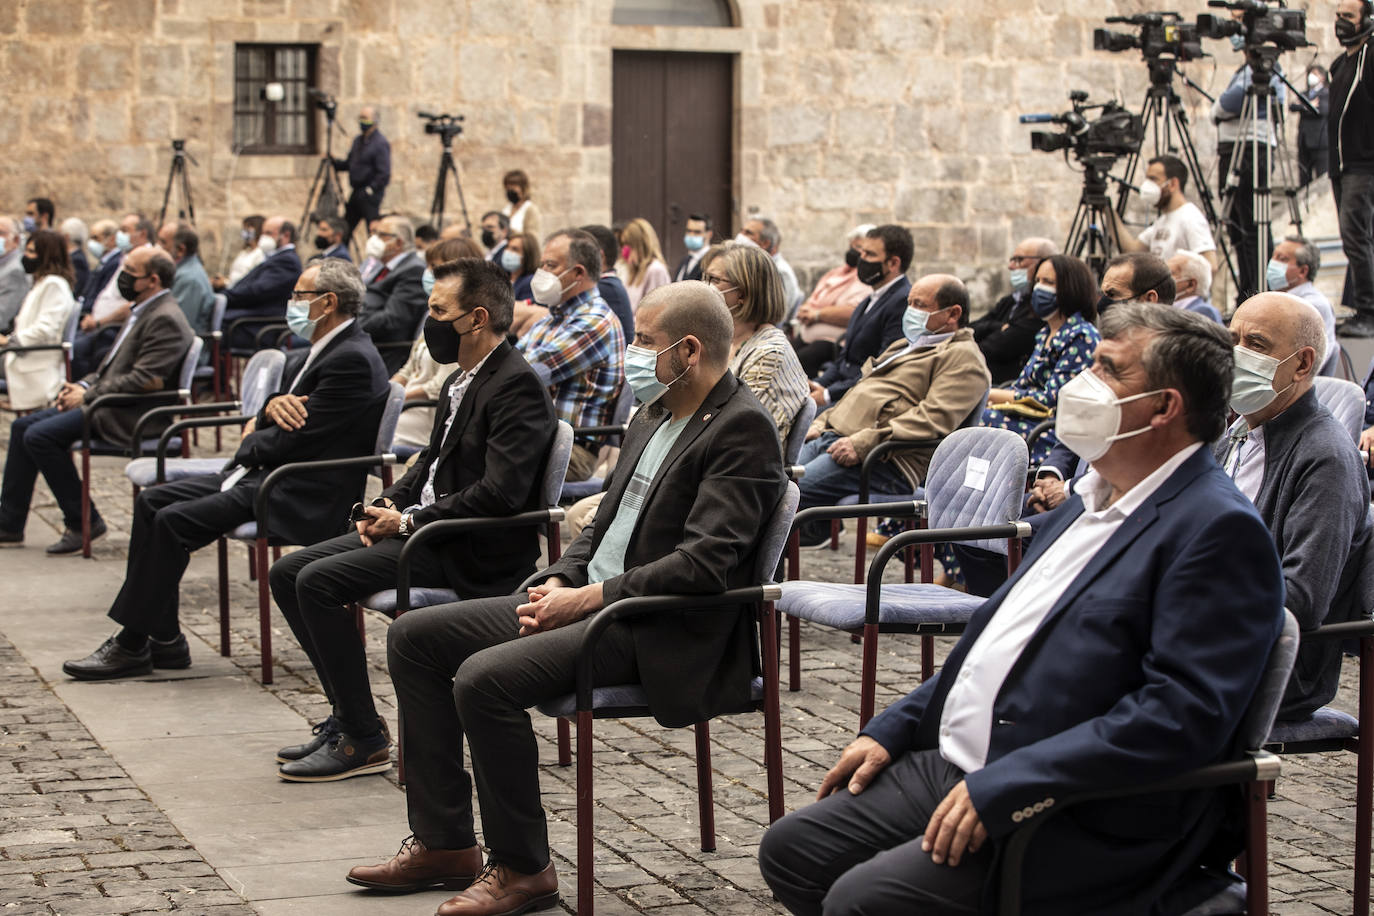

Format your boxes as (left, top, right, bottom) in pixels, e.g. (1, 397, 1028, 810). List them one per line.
(586, 415, 690, 584)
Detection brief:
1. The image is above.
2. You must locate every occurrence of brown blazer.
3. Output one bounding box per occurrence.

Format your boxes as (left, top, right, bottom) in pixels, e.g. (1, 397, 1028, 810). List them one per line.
(79, 291, 193, 446)
(809, 327, 991, 486)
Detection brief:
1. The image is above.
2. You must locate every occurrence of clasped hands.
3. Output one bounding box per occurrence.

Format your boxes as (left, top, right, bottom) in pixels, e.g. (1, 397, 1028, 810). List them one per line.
(355, 502, 400, 547)
(515, 576, 602, 636)
(264, 394, 310, 430)
(819, 736, 987, 867)
(55, 382, 85, 411)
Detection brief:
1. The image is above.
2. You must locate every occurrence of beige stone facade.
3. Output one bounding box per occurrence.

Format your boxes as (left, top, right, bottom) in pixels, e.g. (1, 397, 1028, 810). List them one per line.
(0, 0, 1348, 300)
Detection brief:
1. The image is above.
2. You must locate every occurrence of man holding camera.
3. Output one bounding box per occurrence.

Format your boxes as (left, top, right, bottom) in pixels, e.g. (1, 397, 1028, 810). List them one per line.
(334, 106, 391, 241)
(1330, 0, 1374, 337)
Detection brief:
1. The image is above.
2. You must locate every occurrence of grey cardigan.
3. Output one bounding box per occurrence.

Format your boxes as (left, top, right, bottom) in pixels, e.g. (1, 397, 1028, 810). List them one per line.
(1213, 387, 1373, 720)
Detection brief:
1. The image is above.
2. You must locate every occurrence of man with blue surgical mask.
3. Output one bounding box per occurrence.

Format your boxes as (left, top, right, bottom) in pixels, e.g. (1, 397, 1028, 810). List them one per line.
(1265, 236, 1338, 372)
(1217, 292, 1372, 721)
(673, 213, 713, 282)
(794, 274, 992, 546)
(971, 237, 1057, 383)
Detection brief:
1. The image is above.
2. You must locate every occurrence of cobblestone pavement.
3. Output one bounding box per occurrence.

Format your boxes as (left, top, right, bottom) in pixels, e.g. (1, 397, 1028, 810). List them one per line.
(0, 418, 1365, 914)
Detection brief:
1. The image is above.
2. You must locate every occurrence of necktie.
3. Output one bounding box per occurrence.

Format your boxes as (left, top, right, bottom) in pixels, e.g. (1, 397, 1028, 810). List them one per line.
(374, 266, 390, 283)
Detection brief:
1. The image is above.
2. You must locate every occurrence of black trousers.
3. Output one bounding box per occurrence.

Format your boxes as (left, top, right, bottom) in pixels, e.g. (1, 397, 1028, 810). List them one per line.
(344, 186, 382, 239)
(759, 748, 991, 916)
(269, 532, 447, 737)
(1218, 142, 1272, 304)
(108, 474, 255, 639)
(387, 595, 638, 874)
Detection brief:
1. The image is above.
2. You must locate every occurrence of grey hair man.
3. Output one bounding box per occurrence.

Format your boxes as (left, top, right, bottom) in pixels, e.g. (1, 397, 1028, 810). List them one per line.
(359, 215, 428, 374)
(1167, 250, 1223, 324)
(973, 236, 1059, 383)
(1220, 291, 1371, 720)
(1267, 235, 1337, 371)
(742, 215, 803, 316)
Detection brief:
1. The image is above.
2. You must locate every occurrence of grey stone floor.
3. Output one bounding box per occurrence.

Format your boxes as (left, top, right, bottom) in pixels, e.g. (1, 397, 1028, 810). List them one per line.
(0, 418, 1365, 914)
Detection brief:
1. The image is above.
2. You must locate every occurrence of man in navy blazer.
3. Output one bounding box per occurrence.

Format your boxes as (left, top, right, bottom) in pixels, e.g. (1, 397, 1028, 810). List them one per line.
(761, 303, 1286, 916)
(810, 224, 913, 407)
(358, 216, 428, 375)
(62, 259, 390, 682)
(218, 215, 303, 350)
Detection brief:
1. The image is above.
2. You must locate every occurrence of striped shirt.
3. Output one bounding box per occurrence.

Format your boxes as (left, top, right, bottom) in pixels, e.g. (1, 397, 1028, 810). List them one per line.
(730, 324, 810, 442)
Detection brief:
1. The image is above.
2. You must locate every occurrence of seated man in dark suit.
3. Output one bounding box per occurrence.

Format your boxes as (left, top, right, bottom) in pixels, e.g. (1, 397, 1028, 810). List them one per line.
(268, 259, 556, 782)
(972, 237, 1055, 383)
(0, 248, 192, 554)
(358, 215, 429, 374)
(582, 223, 634, 341)
(313, 216, 352, 262)
(345, 282, 786, 913)
(810, 224, 913, 408)
(60, 259, 390, 680)
(73, 213, 155, 377)
(1218, 292, 1372, 721)
(761, 303, 1285, 915)
(217, 215, 303, 350)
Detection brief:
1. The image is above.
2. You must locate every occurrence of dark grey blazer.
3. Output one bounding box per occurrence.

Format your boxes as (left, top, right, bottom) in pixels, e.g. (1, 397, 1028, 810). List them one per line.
(539, 371, 787, 728)
(1213, 387, 1374, 719)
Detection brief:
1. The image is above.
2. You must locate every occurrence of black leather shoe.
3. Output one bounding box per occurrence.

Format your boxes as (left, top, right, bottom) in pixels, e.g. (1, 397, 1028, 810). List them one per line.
(278, 731, 391, 782)
(149, 634, 191, 670)
(1338, 315, 1374, 339)
(62, 636, 153, 681)
(276, 716, 341, 764)
(46, 518, 107, 555)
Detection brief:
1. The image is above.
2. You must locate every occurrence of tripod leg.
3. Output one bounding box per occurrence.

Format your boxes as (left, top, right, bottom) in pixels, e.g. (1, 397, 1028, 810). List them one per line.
(430, 154, 449, 229)
(446, 157, 471, 233)
(160, 157, 179, 227)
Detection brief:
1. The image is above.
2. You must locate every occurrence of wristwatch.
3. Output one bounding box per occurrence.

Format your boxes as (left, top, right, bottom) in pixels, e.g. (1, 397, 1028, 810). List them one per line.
(398, 512, 414, 538)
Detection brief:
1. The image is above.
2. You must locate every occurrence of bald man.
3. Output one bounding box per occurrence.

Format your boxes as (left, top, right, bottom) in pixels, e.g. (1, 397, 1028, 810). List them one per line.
(972, 237, 1057, 383)
(334, 105, 391, 238)
(347, 282, 786, 914)
(1217, 292, 1373, 720)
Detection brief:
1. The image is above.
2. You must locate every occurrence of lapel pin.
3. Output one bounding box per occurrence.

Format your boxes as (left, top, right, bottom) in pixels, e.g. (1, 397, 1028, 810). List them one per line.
(702, 413, 712, 422)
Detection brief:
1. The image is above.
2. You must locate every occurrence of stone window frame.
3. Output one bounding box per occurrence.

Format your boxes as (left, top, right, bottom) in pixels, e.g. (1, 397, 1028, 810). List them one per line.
(612, 0, 736, 28)
(233, 43, 319, 155)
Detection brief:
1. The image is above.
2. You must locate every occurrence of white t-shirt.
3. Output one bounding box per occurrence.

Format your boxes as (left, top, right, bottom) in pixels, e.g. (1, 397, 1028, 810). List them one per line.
(1137, 202, 1216, 261)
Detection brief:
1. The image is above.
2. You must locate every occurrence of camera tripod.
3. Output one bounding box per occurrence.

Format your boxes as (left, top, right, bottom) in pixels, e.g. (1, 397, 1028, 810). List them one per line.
(300, 102, 348, 246)
(158, 140, 196, 226)
(428, 130, 472, 234)
(1117, 57, 1240, 296)
(1067, 158, 1123, 280)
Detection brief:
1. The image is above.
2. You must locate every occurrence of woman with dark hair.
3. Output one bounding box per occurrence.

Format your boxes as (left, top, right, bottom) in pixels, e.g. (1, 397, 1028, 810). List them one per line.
(1, 230, 76, 410)
(981, 254, 1100, 463)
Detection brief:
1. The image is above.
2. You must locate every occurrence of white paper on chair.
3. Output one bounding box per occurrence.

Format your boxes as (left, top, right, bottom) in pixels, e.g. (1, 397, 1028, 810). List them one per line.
(963, 456, 989, 491)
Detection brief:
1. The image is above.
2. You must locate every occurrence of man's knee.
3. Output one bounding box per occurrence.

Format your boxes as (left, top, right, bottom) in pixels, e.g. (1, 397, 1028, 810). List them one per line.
(759, 812, 809, 894)
(22, 414, 70, 453)
(387, 605, 446, 672)
(268, 550, 309, 602)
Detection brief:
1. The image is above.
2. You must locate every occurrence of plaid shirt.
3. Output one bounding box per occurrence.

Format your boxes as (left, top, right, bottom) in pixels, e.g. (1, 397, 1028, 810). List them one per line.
(518, 289, 625, 437)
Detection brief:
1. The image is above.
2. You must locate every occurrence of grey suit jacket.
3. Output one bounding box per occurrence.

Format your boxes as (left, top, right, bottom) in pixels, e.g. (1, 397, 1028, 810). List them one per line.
(0, 251, 33, 334)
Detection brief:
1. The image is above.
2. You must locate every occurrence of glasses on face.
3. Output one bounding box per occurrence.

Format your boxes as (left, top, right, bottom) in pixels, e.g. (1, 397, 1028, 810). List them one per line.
(1008, 255, 1035, 266)
(291, 289, 322, 300)
(705, 274, 735, 290)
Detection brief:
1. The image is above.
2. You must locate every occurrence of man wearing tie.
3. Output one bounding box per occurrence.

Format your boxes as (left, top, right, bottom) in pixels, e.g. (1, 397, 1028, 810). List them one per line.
(60, 259, 390, 680)
(673, 213, 713, 282)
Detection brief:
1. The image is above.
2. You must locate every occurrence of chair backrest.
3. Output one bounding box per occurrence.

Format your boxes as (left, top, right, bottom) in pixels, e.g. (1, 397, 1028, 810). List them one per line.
(542, 421, 575, 505)
(239, 348, 286, 416)
(783, 398, 816, 464)
(209, 293, 228, 333)
(62, 298, 81, 345)
(376, 381, 407, 452)
(1243, 609, 1300, 749)
(924, 427, 1030, 554)
(612, 377, 635, 425)
(176, 337, 204, 394)
(958, 389, 990, 430)
(756, 480, 801, 583)
(1312, 376, 1365, 446)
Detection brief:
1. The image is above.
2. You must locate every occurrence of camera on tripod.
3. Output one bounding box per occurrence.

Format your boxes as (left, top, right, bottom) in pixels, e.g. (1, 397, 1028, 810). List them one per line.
(307, 88, 338, 117)
(1021, 92, 1145, 159)
(1196, 0, 1307, 51)
(419, 111, 465, 145)
(1095, 12, 1204, 61)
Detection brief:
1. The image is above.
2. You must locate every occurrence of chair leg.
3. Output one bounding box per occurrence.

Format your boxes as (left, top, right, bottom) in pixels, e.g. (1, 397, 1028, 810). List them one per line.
(247, 546, 257, 581)
(761, 602, 785, 824)
(853, 516, 868, 584)
(256, 538, 273, 684)
(788, 614, 801, 692)
(859, 623, 880, 728)
(81, 447, 92, 558)
(272, 545, 281, 562)
(694, 722, 716, 853)
(548, 522, 562, 564)
(557, 717, 572, 766)
(216, 537, 230, 657)
(1355, 637, 1374, 916)
(829, 519, 839, 550)
(1244, 778, 1270, 916)
(921, 635, 934, 682)
(576, 709, 594, 916)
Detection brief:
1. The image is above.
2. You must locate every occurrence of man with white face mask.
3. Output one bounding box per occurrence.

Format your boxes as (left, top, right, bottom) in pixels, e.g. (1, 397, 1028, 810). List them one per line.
(515, 228, 625, 481)
(1216, 292, 1372, 720)
(1107, 155, 1218, 272)
(218, 215, 303, 350)
(762, 303, 1284, 915)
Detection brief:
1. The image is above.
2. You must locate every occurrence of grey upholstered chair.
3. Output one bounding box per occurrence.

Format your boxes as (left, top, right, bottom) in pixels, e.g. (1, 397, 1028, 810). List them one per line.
(1313, 375, 1366, 446)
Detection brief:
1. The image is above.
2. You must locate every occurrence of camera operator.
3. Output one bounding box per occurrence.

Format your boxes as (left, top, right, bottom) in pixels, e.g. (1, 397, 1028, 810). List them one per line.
(1107, 155, 1220, 272)
(1330, 0, 1374, 337)
(333, 106, 391, 240)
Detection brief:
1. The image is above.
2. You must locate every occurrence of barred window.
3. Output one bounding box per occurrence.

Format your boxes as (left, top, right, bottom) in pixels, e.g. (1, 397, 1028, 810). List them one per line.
(233, 44, 318, 154)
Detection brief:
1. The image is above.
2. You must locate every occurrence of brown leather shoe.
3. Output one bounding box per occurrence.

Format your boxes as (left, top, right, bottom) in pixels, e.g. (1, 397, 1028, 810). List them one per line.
(346, 835, 483, 893)
(435, 860, 559, 915)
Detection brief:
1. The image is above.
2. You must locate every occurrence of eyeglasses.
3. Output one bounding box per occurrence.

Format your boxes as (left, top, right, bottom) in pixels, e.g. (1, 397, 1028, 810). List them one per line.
(705, 275, 735, 289)
(1008, 255, 1036, 266)
(291, 289, 323, 300)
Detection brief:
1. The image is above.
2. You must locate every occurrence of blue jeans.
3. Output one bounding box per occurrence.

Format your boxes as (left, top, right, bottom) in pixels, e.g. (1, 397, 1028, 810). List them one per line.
(797, 432, 912, 518)
(0, 406, 92, 533)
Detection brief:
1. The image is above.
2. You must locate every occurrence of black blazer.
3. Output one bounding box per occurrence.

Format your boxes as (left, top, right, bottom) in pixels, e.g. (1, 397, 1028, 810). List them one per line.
(971, 288, 1044, 384)
(815, 275, 911, 402)
(382, 341, 556, 598)
(360, 250, 428, 373)
(81, 251, 122, 311)
(230, 320, 391, 546)
(673, 253, 704, 282)
(540, 372, 787, 728)
(224, 247, 303, 316)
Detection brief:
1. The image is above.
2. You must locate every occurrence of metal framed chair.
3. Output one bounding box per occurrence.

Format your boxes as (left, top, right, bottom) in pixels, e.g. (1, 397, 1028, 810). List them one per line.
(533, 480, 799, 916)
(74, 336, 203, 557)
(779, 426, 1031, 725)
(561, 380, 636, 503)
(996, 610, 1299, 916)
(1313, 376, 1366, 446)
(782, 398, 817, 465)
(192, 294, 229, 447)
(391, 398, 439, 463)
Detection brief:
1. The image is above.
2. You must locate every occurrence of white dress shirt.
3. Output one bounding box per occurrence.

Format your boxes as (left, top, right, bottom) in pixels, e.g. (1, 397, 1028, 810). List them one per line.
(938, 442, 1204, 774)
(1221, 418, 1266, 503)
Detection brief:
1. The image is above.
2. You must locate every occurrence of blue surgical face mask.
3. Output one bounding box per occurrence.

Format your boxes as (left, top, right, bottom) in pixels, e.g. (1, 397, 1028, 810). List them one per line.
(1030, 283, 1059, 318)
(1009, 267, 1029, 291)
(903, 307, 944, 343)
(500, 249, 523, 274)
(624, 338, 687, 405)
(421, 268, 435, 296)
(21, 216, 36, 234)
(86, 238, 104, 259)
(1229, 33, 1245, 51)
(1266, 258, 1290, 291)
(286, 296, 321, 339)
(683, 234, 705, 252)
(115, 230, 132, 253)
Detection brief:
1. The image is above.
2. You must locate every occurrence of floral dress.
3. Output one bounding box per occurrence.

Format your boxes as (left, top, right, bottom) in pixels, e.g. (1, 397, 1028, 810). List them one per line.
(981, 313, 1101, 464)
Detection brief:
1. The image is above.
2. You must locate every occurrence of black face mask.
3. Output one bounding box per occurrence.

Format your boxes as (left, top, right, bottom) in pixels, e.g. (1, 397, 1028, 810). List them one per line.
(481, 229, 497, 249)
(20, 255, 37, 275)
(117, 271, 140, 302)
(855, 257, 886, 287)
(1337, 17, 1373, 46)
(314, 234, 331, 250)
(505, 189, 521, 206)
(424, 311, 476, 364)
(844, 248, 861, 269)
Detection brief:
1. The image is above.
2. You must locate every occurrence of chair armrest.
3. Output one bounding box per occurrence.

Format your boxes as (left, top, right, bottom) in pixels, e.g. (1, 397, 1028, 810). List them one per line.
(785, 464, 806, 482)
(791, 501, 927, 534)
(395, 508, 568, 613)
(154, 410, 252, 483)
(253, 453, 399, 545)
(82, 390, 188, 454)
(573, 423, 629, 440)
(996, 750, 1280, 915)
(858, 438, 941, 502)
(255, 324, 290, 348)
(131, 400, 243, 453)
(0, 343, 68, 355)
(1023, 419, 1056, 454)
(1299, 618, 1374, 641)
(574, 585, 784, 710)
(401, 399, 439, 412)
(866, 521, 1034, 625)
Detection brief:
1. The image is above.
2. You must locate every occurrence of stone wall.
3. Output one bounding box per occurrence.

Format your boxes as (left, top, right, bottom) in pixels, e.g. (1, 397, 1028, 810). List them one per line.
(0, 0, 1347, 304)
